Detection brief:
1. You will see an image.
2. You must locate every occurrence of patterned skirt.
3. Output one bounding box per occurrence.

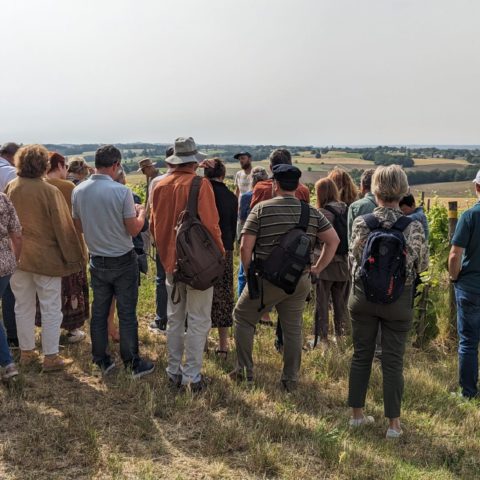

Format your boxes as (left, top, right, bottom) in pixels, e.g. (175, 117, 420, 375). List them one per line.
(35, 268, 89, 331)
(211, 250, 234, 328)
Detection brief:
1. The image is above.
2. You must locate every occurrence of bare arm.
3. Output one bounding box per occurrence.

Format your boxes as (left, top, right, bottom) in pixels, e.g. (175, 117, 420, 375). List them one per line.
(9, 231, 22, 261)
(240, 233, 256, 272)
(448, 245, 464, 281)
(124, 204, 146, 237)
(311, 227, 340, 276)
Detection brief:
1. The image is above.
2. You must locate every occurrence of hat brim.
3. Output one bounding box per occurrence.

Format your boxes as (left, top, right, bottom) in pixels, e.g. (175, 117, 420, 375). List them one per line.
(166, 151, 207, 165)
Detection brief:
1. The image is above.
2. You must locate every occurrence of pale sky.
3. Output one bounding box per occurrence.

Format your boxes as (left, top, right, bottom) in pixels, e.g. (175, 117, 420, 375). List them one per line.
(2, 0, 479, 146)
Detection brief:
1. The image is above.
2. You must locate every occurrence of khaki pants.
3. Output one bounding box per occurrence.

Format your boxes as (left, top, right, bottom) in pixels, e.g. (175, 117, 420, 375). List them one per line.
(233, 273, 310, 387)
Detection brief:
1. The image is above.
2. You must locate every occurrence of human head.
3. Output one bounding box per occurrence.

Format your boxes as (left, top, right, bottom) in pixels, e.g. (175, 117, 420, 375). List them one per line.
(166, 136, 206, 165)
(67, 157, 90, 180)
(399, 193, 416, 215)
(269, 148, 292, 170)
(15, 144, 49, 178)
(95, 145, 121, 167)
(472, 170, 480, 198)
(272, 164, 301, 194)
(328, 167, 358, 206)
(47, 152, 68, 179)
(251, 166, 268, 187)
(315, 177, 340, 209)
(137, 158, 157, 179)
(114, 167, 126, 185)
(371, 165, 409, 205)
(360, 168, 375, 195)
(234, 151, 252, 171)
(0, 142, 21, 165)
(204, 158, 226, 180)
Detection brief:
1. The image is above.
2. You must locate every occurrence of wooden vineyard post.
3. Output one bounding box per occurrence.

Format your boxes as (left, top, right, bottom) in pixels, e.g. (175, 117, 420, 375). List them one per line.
(448, 201, 458, 336)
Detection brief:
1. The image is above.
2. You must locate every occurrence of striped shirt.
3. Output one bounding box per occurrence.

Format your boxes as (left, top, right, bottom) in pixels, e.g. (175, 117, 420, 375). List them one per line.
(242, 196, 332, 260)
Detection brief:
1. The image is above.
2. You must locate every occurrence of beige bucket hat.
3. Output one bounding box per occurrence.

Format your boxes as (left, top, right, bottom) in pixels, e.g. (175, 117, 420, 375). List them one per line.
(166, 137, 207, 165)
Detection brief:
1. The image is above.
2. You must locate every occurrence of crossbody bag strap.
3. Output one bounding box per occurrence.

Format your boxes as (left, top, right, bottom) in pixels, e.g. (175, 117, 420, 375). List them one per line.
(298, 201, 310, 231)
(187, 176, 202, 218)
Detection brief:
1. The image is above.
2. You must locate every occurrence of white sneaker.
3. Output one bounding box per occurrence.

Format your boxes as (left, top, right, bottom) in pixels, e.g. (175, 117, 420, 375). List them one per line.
(349, 415, 375, 427)
(386, 428, 403, 439)
(3, 363, 19, 380)
(66, 329, 86, 344)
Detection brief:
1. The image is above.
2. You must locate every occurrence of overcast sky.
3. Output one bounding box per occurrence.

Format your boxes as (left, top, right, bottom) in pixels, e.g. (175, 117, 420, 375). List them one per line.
(2, 0, 479, 146)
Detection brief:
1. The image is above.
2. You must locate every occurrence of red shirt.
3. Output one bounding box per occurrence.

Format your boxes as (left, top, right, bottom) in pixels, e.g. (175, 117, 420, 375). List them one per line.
(250, 179, 310, 209)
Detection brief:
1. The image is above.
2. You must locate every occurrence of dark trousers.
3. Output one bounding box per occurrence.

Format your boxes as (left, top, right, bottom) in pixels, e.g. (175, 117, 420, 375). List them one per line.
(314, 279, 349, 339)
(2, 283, 17, 341)
(155, 254, 168, 326)
(455, 285, 480, 398)
(0, 275, 14, 366)
(90, 251, 140, 367)
(348, 282, 412, 418)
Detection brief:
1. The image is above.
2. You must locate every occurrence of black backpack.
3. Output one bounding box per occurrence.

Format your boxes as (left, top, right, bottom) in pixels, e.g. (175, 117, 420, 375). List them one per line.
(359, 214, 412, 304)
(323, 204, 348, 255)
(258, 201, 311, 295)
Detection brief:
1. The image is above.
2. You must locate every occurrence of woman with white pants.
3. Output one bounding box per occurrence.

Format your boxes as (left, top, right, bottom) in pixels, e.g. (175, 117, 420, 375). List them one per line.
(5, 145, 85, 371)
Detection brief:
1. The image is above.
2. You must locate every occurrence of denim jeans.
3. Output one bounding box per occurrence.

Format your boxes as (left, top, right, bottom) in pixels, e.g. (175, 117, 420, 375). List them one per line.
(155, 255, 168, 326)
(237, 262, 246, 298)
(90, 250, 140, 367)
(0, 275, 14, 367)
(455, 285, 480, 398)
(2, 282, 17, 341)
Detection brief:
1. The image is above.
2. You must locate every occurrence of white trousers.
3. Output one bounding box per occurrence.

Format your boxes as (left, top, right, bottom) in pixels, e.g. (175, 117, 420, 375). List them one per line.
(10, 270, 62, 355)
(165, 274, 213, 384)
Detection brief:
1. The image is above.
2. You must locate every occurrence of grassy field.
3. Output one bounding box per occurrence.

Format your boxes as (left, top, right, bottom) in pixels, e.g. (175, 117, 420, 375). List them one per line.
(1, 262, 479, 480)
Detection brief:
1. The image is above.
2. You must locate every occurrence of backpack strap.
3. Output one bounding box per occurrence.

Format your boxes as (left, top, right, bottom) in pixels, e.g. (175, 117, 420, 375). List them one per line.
(323, 204, 336, 217)
(297, 201, 310, 231)
(362, 213, 381, 231)
(187, 176, 202, 218)
(391, 215, 413, 232)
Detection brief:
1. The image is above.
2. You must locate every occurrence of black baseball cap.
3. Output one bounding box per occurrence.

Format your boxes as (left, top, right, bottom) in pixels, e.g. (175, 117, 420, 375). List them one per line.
(234, 151, 252, 160)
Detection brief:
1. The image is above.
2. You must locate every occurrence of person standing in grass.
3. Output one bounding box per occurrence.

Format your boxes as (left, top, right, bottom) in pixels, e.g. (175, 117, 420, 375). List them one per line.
(448, 170, 480, 399)
(348, 165, 428, 438)
(347, 169, 376, 241)
(0, 192, 21, 380)
(6, 145, 84, 372)
(72, 145, 154, 378)
(328, 167, 358, 207)
(232, 165, 338, 392)
(399, 193, 429, 241)
(234, 151, 253, 240)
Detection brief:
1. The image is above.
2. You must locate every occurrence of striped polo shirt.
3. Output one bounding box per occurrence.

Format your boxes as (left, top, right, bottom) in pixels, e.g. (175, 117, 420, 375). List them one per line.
(242, 196, 331, 260)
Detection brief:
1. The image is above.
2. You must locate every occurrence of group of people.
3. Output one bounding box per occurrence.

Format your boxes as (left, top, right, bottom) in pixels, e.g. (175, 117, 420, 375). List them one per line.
(0, 137, 479, 440)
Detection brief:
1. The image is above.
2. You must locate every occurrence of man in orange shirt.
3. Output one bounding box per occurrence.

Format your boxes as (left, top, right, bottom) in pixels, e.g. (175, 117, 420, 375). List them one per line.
(150, 137, 224, 392)
(250, 149, 310, 209)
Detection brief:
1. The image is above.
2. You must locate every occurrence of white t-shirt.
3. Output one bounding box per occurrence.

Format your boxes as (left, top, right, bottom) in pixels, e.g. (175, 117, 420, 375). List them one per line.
(0, 157, 16, 193)
(234, 170, 252, 196)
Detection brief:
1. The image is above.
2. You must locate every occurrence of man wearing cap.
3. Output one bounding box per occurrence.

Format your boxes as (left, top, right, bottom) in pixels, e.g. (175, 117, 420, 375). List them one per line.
(150, 136, 224, 391)
(0, 142, 20, 349)
(250, 148, 310, 209)
(448, 171, 480, 399)
(234, 151, 253, 198)
(232, 164, 339, 391)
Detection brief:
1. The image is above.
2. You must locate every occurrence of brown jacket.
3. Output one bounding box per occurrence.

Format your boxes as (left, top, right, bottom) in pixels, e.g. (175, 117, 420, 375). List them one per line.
(5, 177, 85, 277)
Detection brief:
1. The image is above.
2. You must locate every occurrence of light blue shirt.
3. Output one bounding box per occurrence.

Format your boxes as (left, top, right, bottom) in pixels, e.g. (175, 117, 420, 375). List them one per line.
(72, 174, 136, 257)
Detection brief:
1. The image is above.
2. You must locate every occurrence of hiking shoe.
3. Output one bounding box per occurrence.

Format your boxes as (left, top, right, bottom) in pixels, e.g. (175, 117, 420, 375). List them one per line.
(167, 373, 182, 388)
(2, 363, 19, 380)
(386, 428, 403, 439)
(130, 359, 155, 379)
(19, 350, 40, 366)
(280, 379, 297, 393)
(149, 321, 167, 335)
(43, 354, 74, 372)
(349, 415, 375, 427)
(66, 329, 86, 344)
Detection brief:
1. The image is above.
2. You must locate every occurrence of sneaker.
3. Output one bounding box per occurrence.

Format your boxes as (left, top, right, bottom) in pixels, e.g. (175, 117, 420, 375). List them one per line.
(130, 359, 155, 379)
(96, 358, 116, 376)
(66, 329, 86, 344)
(2, 363, 19, 380)
(149, 321, 167, 335)
(349, 415, 375, 427)
(19, 350, 40, 366)
(168, 373, 182, 388)
(386, 428, 403, 439)
(43, 354, 74, 372)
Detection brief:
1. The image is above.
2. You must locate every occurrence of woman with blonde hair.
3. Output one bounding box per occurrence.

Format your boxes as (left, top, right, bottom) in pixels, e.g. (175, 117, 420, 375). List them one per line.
(311, 177, 349, 347)
(67, 157, 91, 185)
(347, 165, 428, 438)
(328, 167, 358, 206)
(5, 145, 85, 371)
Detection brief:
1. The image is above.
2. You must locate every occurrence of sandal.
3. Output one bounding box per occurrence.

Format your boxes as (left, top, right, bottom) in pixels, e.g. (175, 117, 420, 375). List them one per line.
(214, 349, 228, 360)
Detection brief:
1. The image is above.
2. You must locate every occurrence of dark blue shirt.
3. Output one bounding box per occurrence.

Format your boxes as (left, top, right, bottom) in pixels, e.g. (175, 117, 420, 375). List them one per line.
(408, 207, 429, 241)
(239, 191, 253, 223)
(452, 202, 480, 294)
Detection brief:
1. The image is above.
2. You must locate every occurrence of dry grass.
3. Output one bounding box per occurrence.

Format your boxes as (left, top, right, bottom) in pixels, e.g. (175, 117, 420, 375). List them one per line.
(413, 158, 468, 166)
(1, 268, 479, 480)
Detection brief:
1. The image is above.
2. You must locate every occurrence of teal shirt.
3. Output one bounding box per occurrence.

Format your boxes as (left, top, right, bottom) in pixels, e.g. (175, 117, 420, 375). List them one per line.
(451, 202, 480, 294)
(347, 192, 377, 242)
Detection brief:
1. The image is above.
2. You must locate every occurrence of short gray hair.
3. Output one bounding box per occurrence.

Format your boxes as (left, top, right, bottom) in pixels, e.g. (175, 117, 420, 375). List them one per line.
(371, 165, 409, 203)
